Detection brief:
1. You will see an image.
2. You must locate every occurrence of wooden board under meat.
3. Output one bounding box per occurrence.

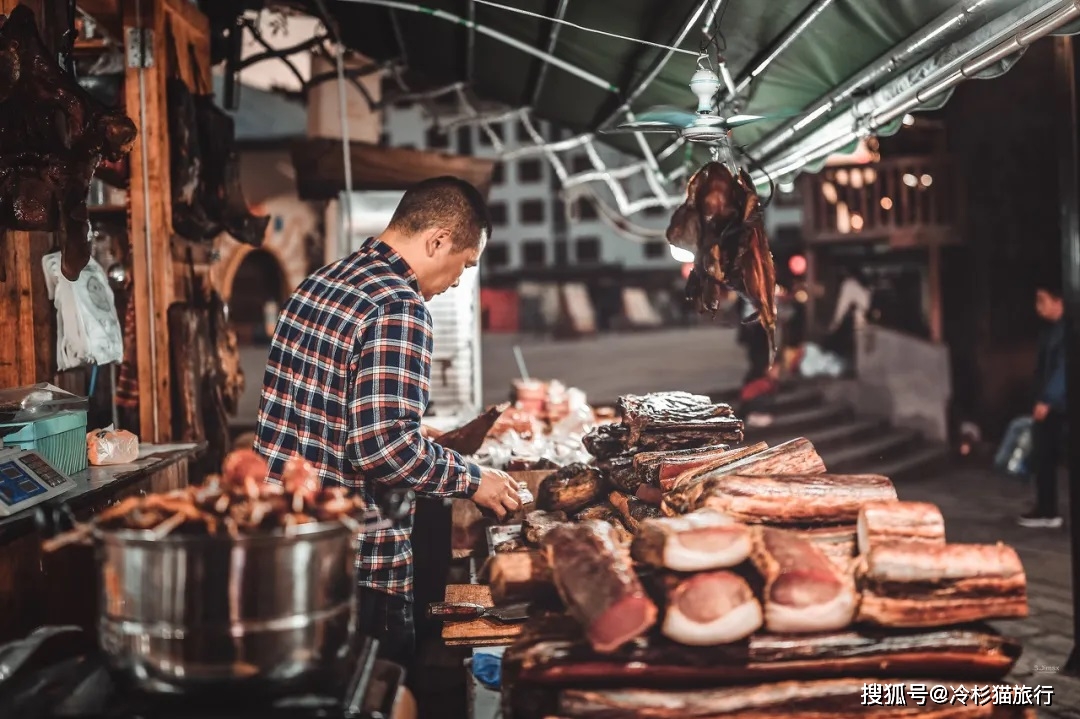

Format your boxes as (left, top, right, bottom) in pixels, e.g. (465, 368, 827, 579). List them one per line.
(440, 584, 523, 646)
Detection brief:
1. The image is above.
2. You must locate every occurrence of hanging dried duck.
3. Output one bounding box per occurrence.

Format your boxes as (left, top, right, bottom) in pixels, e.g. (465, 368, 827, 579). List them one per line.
(0, 5, 137, 280)
(667, 161, 777, 359)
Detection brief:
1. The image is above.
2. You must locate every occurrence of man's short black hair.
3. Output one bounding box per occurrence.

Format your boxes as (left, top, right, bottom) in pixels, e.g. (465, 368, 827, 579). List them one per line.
(387, 176, 491, 251)
(1037, 271, 1063, 299)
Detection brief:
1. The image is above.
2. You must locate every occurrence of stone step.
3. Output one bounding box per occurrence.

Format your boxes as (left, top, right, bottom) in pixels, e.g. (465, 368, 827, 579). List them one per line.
(763, 386, 826, 412)
(744, 403, 851, 438)
(820, 428, 923, 472)
(803, 417, 889, 450)
(860, 444, 953, 481)
(745, 416, 885, 451)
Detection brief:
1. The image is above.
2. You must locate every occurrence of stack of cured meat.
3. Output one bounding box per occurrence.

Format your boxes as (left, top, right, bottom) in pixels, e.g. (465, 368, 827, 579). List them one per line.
(485, 391, 1031, 719)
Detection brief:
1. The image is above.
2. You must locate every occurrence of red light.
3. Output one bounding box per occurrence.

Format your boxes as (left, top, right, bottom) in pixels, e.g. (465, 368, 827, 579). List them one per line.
(788, 254, 807, 276)
(681, 263, 693, 279)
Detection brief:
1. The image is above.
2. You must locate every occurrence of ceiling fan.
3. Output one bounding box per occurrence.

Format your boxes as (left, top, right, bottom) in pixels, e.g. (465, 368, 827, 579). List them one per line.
(602, 54, 795, 144)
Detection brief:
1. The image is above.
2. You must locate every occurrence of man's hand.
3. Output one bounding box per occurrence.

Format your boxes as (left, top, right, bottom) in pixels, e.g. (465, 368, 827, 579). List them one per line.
(1033, 402, 1051, 422)
(419, 424, 444, 441)
(472, 467, 522, 520)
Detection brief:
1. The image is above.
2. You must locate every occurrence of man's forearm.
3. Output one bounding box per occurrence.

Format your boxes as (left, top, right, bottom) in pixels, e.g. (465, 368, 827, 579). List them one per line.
(350, 421, 481, 498)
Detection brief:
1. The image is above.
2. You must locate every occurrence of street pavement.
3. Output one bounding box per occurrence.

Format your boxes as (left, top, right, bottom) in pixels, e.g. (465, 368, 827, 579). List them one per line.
(235, 326, 750, 422)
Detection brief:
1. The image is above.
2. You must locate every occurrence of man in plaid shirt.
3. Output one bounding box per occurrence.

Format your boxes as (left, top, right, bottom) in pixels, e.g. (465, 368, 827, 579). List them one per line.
(254, 177, 521, 668)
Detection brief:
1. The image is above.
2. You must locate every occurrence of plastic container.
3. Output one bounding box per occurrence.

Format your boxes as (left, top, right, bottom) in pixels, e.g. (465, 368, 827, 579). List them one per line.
(0, 409, 89, 476)
(0, 383, 88, 424)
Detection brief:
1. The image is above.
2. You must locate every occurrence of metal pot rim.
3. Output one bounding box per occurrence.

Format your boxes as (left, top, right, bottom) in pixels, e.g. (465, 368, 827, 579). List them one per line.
(91, 519, 353, 547)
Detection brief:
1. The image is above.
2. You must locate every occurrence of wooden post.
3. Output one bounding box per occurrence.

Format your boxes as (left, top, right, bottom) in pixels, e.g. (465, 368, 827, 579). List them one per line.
(927, 241, 943, 343)
(1054, 34, 1080, 676)
(123, 0, 173, 443)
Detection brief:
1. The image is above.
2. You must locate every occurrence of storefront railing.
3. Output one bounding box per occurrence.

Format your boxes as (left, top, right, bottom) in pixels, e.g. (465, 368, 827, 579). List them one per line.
(801, 156, 958, 245)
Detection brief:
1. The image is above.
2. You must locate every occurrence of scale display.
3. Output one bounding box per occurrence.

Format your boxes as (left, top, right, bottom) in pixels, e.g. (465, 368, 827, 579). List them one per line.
(0, 448, 76, 517)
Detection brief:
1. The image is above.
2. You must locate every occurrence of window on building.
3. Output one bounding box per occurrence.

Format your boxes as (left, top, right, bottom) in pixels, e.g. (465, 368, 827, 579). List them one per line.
(518, 159, 543, 183)
(486, 242, 510, 268)
(576, 198, 598, 220)
(523, 241, 546, 267)
(457, 127, 473, 155)
(576, 237, 601, 263)
(425, 127, 449, 150)
(644, 241, 667, 259)
(571, 155, 592, 174)
(491, 163, 505, 185)
(489, 202, 508, 227)
(478, 123, 505, 147)
(520, 199, 545, 224)
(554, 239, 568, 266)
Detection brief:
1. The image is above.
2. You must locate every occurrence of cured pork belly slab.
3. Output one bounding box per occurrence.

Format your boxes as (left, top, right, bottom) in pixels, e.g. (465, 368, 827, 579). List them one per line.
(856, 542, 1028, 628)
(502, 612, 1023, 690)
(661, 438, 824, 515)
(660, 570, 763, 646)
(657, 442, 768, 492)
(631, 510, 751, 572)
(486, 550, 555, 605)
(583, 392, 744, 457)
(572, 503, 633, 540)
(795, 525, 858, 572)
(750, 527, 857, 633)
(523, 510, 568, 547)
(857, 501, 946, 555)
(618, 392, 735, 443)
(536, 463, 605, 513)
(543, 521, 658, 653)
(695, 473, 897, 526)
(608, 491, 662, 533)
(629, 443, 731, 491)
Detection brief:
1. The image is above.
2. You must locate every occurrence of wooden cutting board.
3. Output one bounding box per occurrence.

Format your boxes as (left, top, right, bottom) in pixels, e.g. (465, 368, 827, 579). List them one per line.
(440, 584, 524, 647)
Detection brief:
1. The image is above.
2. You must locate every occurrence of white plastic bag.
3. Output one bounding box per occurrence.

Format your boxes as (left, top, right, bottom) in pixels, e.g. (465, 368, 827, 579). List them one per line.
(42, 251, 123, 370)
(87, 424, 140, 466)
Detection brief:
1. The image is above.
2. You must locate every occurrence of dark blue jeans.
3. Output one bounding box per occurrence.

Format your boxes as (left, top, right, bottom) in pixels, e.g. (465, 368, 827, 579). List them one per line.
(357, 587, 416, 671)
(1032, 412, 1066, 516)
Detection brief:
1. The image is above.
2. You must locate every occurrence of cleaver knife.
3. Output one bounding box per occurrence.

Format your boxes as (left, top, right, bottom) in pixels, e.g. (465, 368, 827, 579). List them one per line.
(428, 601, 530, 624)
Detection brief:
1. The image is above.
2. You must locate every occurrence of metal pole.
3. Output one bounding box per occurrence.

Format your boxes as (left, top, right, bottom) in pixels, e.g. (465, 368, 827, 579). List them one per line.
(1054, 33, 1080, 677)
(749, 0, 1013, 161)
(753, 0, 1080, 186)
(593, 0, 720, 131)
(529, 0, 570, 107)
(726, 0, 837, 101)
(339, 0, 618, 92)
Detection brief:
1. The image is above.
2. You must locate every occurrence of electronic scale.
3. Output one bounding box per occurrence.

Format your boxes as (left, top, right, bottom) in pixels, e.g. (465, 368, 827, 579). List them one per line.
(0, 447, 77, 517)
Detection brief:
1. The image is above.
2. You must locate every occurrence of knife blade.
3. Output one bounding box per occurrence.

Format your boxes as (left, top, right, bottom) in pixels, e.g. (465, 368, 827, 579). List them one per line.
(427, 601, 530, 624)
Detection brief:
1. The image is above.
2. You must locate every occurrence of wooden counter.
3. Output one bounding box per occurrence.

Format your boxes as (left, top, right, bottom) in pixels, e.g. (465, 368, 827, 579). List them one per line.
(0, 443, 202, 643)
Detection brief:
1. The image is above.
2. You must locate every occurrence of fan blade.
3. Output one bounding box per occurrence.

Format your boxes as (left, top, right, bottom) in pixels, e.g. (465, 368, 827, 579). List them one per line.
(724, 110, 802, 128)
(604, 121, 680, 135)
(633, 106, 700, 128)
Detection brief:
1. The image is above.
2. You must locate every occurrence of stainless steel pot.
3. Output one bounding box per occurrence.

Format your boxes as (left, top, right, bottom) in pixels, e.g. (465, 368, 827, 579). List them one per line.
(94, 521, 358, 695)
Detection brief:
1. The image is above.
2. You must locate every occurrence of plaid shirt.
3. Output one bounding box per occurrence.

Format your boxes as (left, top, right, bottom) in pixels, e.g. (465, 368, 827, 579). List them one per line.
(254, 237, 482, 601)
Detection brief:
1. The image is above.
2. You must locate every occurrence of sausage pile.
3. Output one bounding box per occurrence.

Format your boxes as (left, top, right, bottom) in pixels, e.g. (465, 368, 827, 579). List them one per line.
(45, 450, 366, 547)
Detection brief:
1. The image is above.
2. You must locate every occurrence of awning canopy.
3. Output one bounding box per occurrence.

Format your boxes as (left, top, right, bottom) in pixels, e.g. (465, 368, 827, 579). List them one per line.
(201, 0, 1080, 197)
